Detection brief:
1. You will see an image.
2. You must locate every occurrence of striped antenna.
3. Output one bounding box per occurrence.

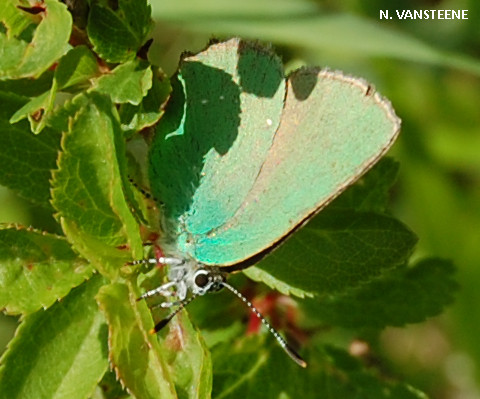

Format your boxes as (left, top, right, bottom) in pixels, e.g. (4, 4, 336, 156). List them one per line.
(220, 281, 307, 368)
(128, 176, 164, 206)
(128, 176, 153, 199)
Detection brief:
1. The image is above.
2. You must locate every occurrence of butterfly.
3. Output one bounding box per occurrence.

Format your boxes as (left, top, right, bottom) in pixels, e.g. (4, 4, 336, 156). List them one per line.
(134, 38, 401, 367)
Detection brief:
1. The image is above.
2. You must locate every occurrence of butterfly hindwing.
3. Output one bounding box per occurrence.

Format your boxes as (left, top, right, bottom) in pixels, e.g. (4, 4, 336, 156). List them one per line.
(190, 68, 400, 265)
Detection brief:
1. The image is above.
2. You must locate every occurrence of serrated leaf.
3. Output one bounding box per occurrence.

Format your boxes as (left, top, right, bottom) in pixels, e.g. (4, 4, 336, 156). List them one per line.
(9, 80, 57, 134)
(9, 46, 100, 134)
(55, 45, 100, 90)
(9, 90, 52, 124)
(50, 93, 143, 278)
(246, 210, 417, 298)
(92, 59, 153, 105)
(160, 312, 212, 399)
(119, 68, 171, 131)
(0, 0, 72, 79)
(211, 336, 427, 399)
(0, 92, 61, 207)
(0, 276, 108, 399)
(87, 0, 153, 63)
(45, 91, 91, 133)
(303, 258, 457, 329)
(96, 282, 176, 399)
(0, 225, 92, 315)
(330, 157, 400, 213)
(7, 45, 100, 134)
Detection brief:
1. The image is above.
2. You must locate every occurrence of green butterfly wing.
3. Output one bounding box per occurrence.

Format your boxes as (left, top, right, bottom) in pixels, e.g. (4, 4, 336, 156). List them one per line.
(149, 39, 285, 236)
(149, 39, 400, 266)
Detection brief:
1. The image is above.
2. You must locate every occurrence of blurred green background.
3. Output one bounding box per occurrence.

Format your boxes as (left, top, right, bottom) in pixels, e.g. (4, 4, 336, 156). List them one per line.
(1, 0, 479, 398)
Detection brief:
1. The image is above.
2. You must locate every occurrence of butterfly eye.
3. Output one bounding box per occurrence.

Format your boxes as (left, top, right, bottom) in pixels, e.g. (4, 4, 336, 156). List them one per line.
(194, 270, 210, 288)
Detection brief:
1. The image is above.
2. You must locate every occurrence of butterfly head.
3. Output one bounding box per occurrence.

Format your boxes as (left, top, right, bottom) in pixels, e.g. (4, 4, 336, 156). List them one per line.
(190, 267, 226, 295)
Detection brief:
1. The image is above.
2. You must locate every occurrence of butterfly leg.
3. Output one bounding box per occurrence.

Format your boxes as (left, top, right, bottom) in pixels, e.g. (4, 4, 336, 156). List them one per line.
(138, 263, 190, 305)
(154, 279, 188, 308)
(137, 280, 178, 300)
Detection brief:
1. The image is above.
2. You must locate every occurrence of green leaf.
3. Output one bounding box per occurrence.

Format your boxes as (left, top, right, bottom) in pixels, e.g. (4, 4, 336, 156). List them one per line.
(0, 225, 92, 315)
(321, 345, 428, 399)
(99, 275, 213, 398)
(211, 335, 278, 399)
(0, 92, 61, 207)
(9, 46, 100, 134)
(0, 276, 108, 399)
(54, 45, 100, 90)
(0, 1, 30, 76)
(0, 0, 33, 37)
(330, 157, 400, 213)
(303, 258, 457, 329)
(200, 322, 244, 349)
(160, 312, 212, 399)
(45, 91, 90, 133)
(246, 210, 417, 298)
(8, 45, 100, 133)
(9, 81, 57, 134)
(50, 93, 143, 278)
(96, 369, 132, 399)
(0, 70, 54, 97)
(211, 335, 427, 399)
(87, 0, 153, 63)
(9, 90, 52, 124)
(119, 68, 171, 132)
(96, 282, 177, 399)
(92, 59, 153, 105)
(0, 0, 72, 79)
(182, 279, 246, 332)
